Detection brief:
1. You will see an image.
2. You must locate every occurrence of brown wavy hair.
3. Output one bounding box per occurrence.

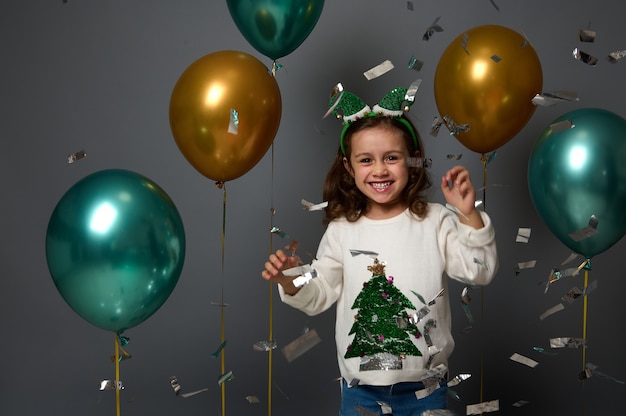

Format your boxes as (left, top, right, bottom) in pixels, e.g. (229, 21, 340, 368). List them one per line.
(322, 115, 432, 225)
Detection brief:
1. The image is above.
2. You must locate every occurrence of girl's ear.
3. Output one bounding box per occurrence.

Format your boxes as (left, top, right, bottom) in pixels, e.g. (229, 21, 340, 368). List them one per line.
(343, 157, 354, 177)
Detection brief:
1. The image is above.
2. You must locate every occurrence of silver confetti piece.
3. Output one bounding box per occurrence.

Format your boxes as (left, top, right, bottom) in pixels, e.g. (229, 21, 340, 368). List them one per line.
(292, 268, 318, 288)
(422, 17, 443, 41)
(539, 303, 565, 320)
(569, 215, 598, 242)
(67, 150, 87, 163)
(447, 373, 471, 387)
(510, 353, 538, 368)
(218, 370, 234, 385)
(423, 319, 440, 367)
(608, 50, 626, 63)
(169, 376, 181, 395)
(228, 108, 239, 134)
(253, 339, 277, 351)
(100, 380, 124, 391)
(363, 60, 394, 80)
(281, 328, 321, 363)
(562, 286, 583, 304)
(532, 90, 580, 107)
(550, 337, 586, 348)
(467, 399, 500, 414)
(516, 228, 531, 243)
(549, 119, 575, 133)
(514, 260, 536, 275)
(430, 116, 443, 137)
(323, 83, 344, 119)
(408, 306, 430, 325)
(512, 400, 530, 408)
(428, 288, 445, 306)
(181, 388, 209, 398)
(405, 79, 422, 104)
(422, 410, 455, 416)
(446, 154, 462, 160)
(572, 47, 598, 66)
(461, 33, 470, 55)
(377, 401, 393, 414)
(349, 249, 379, 258)
(246, 395, 260, 403)
(583, 279, 598, 296)
(579, 29, 596, 42)
(443, 115, 470, 135)
(301, 198, 328, 211)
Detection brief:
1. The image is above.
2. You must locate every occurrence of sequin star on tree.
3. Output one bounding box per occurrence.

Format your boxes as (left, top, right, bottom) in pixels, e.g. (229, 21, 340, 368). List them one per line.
(345, 259, 422, 360)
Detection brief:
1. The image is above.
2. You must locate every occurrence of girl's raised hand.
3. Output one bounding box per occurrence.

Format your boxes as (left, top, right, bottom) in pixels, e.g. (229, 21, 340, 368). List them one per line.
(441, 166, 484, 229)
(262, 249, 301, 295)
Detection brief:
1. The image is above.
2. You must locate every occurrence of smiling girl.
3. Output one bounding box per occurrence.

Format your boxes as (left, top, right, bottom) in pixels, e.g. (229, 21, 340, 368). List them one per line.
(262, 88, 498, 415)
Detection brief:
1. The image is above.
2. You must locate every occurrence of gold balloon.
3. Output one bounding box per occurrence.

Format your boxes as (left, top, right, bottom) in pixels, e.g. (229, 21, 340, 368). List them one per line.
(434, 25, 542, 154)
(169, 50, 282, 182)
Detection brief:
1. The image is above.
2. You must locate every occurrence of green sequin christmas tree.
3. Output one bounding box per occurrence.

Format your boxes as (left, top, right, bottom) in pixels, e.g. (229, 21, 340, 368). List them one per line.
(345, 259, 422, 360)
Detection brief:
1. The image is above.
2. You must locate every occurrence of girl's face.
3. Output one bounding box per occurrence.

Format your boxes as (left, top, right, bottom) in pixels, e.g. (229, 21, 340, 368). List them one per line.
(344, 125, 411, 219)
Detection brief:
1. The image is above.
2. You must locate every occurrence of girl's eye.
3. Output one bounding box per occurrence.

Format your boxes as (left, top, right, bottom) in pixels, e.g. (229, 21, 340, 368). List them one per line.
(359, 158, 371, 163)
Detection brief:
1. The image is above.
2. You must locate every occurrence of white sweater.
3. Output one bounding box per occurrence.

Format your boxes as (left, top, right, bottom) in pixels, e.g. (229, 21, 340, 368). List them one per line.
(279, 203, 498, 386)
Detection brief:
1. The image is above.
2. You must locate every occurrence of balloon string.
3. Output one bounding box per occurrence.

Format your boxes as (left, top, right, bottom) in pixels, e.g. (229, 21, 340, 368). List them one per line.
(220, 185, 227, 416)
(114, 334, 121, 416)
(268, 143, 275, 416)
(581, 266, 589, 416)
(479, 154, 487, 412)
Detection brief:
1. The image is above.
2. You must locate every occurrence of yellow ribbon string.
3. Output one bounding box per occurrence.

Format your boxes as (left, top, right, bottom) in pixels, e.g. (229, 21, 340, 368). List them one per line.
(582, 267, 589, 370)
(114, 334, 121, 416)
(479, 154, 488, 411)
(267, 143, 276, 416)
(220, 184, 227, 416)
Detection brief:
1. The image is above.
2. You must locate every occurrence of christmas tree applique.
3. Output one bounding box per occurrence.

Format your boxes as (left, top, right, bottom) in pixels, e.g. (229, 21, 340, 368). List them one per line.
(345, 259, 422, 371)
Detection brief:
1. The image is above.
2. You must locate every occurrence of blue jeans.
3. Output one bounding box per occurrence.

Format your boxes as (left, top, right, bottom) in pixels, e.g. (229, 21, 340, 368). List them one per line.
(340, 378, 448, 416)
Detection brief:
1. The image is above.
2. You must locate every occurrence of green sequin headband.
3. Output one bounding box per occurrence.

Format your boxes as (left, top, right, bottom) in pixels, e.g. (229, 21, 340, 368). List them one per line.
(327, 84, 419, 155)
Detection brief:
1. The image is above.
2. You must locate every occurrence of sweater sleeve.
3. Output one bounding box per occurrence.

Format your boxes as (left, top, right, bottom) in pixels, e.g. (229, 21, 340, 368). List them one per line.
(278, 223, 344, 316)
(437, 206, 499, 286)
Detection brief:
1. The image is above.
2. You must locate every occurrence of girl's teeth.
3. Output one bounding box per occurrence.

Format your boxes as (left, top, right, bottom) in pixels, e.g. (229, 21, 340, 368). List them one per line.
(372, 182, 391, 189)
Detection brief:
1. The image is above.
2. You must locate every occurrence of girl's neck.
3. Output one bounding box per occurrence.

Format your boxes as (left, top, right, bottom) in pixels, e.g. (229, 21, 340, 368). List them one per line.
(363, 202, 408, 220)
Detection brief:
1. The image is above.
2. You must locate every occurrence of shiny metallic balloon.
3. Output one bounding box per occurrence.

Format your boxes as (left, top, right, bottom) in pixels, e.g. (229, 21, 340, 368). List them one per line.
(434, 25, 543, 154)
(528, 108, 626, 258)
(46, 169, 186, 332)
(169, 50, 282, 182)
(226, 0, 325, 60)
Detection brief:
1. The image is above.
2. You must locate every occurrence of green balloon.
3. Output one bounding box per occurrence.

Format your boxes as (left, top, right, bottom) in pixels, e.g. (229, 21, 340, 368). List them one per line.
(46, 169, 186, 332)
(227, 0, 324, 60)
(528, 108, 626, 258)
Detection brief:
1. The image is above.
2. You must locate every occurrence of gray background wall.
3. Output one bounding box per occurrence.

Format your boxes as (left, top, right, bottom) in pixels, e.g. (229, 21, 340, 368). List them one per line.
(1, 1, 625, 415)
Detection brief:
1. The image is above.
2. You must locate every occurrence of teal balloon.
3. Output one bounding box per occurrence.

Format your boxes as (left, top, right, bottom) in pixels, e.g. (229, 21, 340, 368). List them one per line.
(226, 0, 324, 60)
(528, 108, 626, 258)
(46, 169, 186, 332)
